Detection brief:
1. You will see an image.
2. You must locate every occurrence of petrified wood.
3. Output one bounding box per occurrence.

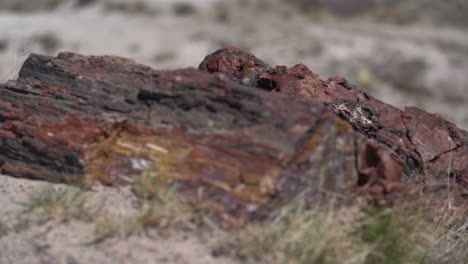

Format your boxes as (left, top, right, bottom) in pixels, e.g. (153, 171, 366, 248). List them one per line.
(0, 52, 405, 218)
(0, 48, 465, 217)
(199, 47, 468, 209)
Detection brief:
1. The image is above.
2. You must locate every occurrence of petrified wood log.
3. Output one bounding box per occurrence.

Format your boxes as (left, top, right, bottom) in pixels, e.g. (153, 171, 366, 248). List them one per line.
(0, 52, 408, 218)
(1, 47, 465, 218)
(199, 47, 468, 208)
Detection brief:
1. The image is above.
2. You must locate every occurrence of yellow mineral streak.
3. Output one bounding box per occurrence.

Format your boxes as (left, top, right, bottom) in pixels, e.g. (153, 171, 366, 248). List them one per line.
(86, 129, 321, 208)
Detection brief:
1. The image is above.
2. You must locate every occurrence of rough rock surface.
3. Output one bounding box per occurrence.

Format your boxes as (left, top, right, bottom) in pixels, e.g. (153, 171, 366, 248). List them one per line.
(0, 51, 410, 219)
(199, 47, 468, 210)
(0, 48, 465, 218)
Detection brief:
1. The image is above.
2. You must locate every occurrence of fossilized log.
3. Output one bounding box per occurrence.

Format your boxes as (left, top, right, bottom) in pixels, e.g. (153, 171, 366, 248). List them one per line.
(199, 47, 468, 207)
(0, 52, 408, 218)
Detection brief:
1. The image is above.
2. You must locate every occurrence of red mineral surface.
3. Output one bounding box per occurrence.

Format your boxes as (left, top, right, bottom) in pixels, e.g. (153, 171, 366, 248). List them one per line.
(200, 46, 468, 211)
(0, 48, 465, 218)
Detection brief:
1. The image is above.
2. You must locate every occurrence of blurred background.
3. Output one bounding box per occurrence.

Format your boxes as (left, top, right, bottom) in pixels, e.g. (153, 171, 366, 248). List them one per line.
(0, 0, 467, 129)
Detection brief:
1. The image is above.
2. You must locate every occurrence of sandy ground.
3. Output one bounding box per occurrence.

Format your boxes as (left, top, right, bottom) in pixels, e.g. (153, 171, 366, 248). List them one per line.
(0, 1, 467, 263)
(0, 174, 240, 264)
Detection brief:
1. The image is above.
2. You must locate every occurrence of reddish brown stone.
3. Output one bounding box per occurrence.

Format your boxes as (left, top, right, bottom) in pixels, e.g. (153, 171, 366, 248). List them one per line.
(199, 46, 468, 207)
(1, 47, 465, 217)
(0, 51, 406, 218)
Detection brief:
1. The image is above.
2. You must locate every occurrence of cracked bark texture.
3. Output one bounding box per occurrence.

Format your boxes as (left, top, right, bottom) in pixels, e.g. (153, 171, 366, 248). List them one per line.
(0, 48, 464, 218)
(0, 52, 404, 218)
(200, 46, 468, 209)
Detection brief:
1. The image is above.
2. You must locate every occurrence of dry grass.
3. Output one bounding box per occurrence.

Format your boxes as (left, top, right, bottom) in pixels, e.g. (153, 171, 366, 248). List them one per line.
(0, 39, 9, 53)
(0, 221, 8, 238)
(235, 201, 368, 264)
(425, 206, 468, 264)
(103, 0, 159, 16)
(12, 176, 205, 245)
(90, 176, 203, 243)
(14, 185, 94, 232)
(229, 197, 467, 264)
(0, 0, 66, 12)
(287, 0, 468, 27)
(10, 179, 467, 264)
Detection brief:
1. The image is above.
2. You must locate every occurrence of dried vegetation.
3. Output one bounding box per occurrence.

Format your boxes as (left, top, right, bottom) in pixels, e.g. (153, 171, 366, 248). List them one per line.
(9, 180, 467, 264)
